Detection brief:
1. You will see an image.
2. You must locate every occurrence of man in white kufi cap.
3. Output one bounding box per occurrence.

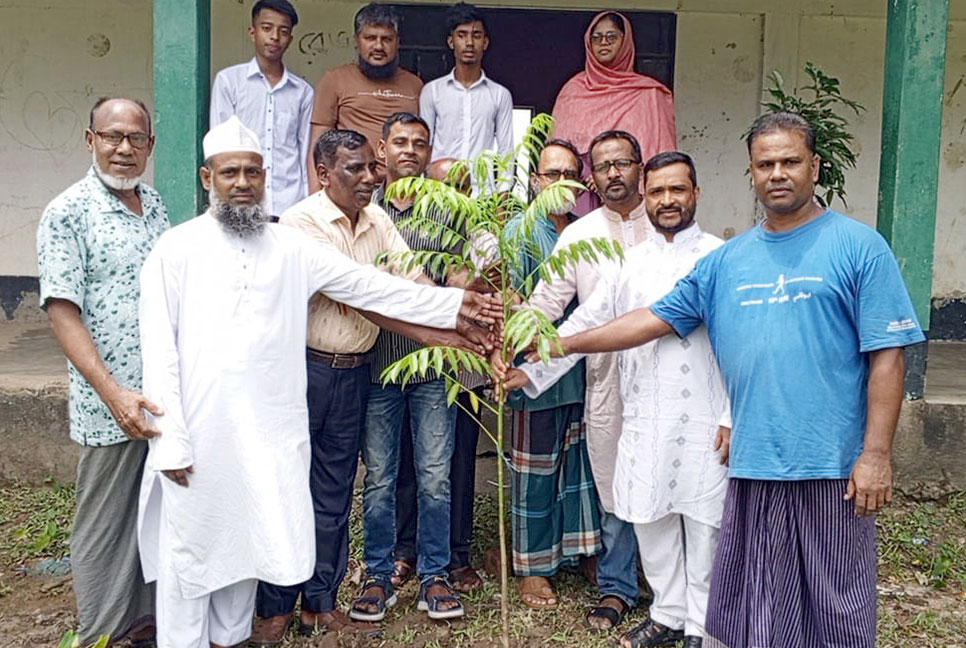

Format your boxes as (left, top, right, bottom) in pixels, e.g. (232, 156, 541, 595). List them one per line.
(136, 116, 501, 647)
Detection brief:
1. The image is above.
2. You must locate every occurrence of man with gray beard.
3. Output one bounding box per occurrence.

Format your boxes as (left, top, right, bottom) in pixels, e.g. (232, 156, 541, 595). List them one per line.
(137, 116, 500, 647)
(36, 96, 167, 645)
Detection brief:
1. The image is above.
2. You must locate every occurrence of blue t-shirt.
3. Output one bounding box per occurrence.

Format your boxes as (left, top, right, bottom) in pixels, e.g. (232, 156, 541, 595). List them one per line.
(651, 210, 924, 480)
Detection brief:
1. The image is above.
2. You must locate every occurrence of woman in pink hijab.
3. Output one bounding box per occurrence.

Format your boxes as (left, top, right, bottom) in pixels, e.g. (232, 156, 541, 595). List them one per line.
(552, 11, 677, 215)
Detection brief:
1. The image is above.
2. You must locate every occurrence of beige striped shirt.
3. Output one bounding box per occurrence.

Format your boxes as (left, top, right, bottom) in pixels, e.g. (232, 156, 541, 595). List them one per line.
(280, 189, 421, 353)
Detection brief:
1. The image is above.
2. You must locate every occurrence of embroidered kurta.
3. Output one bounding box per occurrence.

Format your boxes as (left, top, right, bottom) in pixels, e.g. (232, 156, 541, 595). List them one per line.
(523, 223, 730, 526)
(527, 201, 653, 511)
(136, 213, 464, 599)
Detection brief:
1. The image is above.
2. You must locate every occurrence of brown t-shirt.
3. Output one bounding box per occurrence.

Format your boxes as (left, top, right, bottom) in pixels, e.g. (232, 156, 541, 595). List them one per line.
(311, 63, 423, 148)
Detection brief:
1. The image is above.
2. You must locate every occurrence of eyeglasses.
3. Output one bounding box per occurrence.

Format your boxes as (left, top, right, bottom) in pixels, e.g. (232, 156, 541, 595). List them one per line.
(535, 169, 579, 181)
(591, 159, 637, 173)
(590, 31, 621, 45)
(94, 130, 152, 149)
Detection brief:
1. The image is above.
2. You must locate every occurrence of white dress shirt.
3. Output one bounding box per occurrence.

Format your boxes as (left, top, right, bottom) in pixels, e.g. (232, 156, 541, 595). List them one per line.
(210, 59, 314, 215)
(523, 223, 730, 526)
(136, 213, 463, 598)
(419, 70, 514, 162)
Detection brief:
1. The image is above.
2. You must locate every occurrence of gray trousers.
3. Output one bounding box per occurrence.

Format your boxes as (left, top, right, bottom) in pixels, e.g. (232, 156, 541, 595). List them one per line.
(72, 440, 155, 643)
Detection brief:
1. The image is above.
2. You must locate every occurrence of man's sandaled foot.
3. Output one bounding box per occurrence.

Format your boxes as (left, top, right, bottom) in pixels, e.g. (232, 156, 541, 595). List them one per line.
(249, 613, 292, 646)
(390, 558, 416, 588)
(517, 575, 558, 609)
(417, 576, 465, 620)
(619, 619, 685, 648)
(298, 609, 382, 637)
(586, 595, 629, 632)
(349, 580, 397, 622)
(449, 565, 483, 593)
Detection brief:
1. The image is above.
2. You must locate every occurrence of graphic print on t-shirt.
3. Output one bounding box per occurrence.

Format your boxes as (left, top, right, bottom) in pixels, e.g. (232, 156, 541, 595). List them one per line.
(735, 273, 824, 307)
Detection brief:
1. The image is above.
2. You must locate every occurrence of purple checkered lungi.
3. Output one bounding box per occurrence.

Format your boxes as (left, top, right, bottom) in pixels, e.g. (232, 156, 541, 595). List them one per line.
(705, 478, 876, 648)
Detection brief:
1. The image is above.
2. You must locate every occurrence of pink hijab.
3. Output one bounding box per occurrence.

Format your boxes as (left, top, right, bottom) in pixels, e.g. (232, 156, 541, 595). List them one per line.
(552, 11, 677, 158)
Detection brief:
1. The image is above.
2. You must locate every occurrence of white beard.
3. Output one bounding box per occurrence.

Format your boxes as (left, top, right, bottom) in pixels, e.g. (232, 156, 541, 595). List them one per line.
(92, 151, 141, 191)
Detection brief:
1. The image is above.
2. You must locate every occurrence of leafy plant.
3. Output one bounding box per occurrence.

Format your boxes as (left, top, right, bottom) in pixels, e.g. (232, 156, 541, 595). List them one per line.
(56, 631, 109, 648)
(753, 62, 866, 208)
(377, 113, 622, 647)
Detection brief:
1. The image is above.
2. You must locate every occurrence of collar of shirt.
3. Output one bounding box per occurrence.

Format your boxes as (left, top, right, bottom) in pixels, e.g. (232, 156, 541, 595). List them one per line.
(653, 220, 703, 249)
(310, 187, 380, 240)
(84, 166, 152, 218)
(245, 57, 294, 92)
(444, 68, 489, 91)
(373, 182, 418, 220)
(600, 197, 650, 225)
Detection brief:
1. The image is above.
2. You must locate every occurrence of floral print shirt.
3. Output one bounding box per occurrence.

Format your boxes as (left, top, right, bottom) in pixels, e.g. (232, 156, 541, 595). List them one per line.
(37, 167, 169, 446)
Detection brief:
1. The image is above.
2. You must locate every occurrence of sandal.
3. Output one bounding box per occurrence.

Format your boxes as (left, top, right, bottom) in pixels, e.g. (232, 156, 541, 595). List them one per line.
(417, 576, 465, 620)
(517, 575, 558, 610)
(449, 565, 483, 593)
(349, 580, 397, 622)
(620, 618, 685, 647)
(390, 558, 416, 588)
(586, 595, 629, 632)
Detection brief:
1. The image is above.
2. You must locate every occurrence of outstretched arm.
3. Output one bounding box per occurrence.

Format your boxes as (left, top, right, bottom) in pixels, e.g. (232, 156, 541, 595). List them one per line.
(534, 307, 674, 358)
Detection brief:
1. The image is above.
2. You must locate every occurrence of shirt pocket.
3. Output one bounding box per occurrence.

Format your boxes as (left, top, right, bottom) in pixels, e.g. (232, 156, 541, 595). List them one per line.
(276, 110, 298, 142)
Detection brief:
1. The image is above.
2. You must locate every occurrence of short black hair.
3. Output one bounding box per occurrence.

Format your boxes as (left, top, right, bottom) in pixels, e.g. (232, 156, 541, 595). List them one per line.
(592, 12, 626, 35)
(643, 151, 697, 187)
(381, 112, 430, 140)
(446, 3, 486, 35)
(541, 138, 583, 177)
(746, 111, 816, 155)
(313, 129, 369, 167)
(89, 97, 152, 135)
(252, 0, 298, 26)
(354, 3, 400, 35)
(589, 130, 642, 165)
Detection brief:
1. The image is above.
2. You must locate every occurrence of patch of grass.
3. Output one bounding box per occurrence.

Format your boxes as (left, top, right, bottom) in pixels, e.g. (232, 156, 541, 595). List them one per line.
(877, 490, 966, 590)
(0, 478, 75, 561)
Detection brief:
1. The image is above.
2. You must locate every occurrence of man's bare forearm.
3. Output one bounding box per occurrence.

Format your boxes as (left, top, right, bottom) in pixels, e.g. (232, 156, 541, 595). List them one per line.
(46, 299, 121, 400)
(561, 307, 674, 355)
(863, 346, 905, 456)
(361, 309, 438, 344)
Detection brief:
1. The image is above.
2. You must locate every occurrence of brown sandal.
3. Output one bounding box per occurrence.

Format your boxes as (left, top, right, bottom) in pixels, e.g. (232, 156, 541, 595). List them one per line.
(390, 558, 415, 588)
(517, 575, 558, 610)
(449, 565, 483, 593)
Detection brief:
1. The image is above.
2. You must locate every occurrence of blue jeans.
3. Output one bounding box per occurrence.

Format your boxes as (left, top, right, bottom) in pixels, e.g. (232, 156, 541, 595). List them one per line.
(597, 508, 640, 607)
(362, 379, 456, 581)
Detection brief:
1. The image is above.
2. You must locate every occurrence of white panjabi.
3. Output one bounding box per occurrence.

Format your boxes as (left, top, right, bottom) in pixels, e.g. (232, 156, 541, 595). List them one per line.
(202, 115, 262, 160)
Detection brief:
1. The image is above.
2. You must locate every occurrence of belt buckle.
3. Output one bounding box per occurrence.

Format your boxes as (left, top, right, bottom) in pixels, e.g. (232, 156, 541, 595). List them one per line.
(331, 354, 354, 369)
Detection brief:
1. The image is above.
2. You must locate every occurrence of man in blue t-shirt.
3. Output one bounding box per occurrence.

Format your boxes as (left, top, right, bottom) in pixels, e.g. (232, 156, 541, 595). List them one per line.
(502, 112, 923, 648)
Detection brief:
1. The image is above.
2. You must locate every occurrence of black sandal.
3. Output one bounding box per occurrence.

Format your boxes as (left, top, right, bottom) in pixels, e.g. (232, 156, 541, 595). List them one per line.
(585, 595, 629, 632)
(349, 580, 397, 622)
(621, 618, 685, 647)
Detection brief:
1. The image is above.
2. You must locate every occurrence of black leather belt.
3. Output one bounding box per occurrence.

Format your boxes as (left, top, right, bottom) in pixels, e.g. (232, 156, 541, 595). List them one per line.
(306, 347, 374, 369)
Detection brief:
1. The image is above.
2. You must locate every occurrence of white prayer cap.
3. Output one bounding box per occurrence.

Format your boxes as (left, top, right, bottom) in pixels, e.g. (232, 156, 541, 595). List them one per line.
(203, 115, 262, 160)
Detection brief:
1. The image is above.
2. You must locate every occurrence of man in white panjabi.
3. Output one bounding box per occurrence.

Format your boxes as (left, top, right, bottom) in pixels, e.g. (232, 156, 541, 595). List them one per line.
(510, 152, 730, 648)
(527, 129, 655, 627)
(136, 116, 500, 648)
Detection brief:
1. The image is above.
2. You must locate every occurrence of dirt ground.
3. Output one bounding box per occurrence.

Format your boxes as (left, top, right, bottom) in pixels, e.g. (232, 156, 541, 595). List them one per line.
(2, 482, 965, 647)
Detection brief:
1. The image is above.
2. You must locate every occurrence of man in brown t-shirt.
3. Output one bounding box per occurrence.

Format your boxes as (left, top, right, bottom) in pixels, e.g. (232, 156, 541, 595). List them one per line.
(308, 3, 422, 192)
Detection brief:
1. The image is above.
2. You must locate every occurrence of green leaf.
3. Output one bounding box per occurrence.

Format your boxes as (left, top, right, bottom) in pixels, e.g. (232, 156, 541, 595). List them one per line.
(468, 390, 480, 413)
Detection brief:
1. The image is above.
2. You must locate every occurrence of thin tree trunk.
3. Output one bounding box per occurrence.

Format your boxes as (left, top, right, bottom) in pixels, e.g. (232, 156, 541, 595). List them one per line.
(496, 392, 510, 648)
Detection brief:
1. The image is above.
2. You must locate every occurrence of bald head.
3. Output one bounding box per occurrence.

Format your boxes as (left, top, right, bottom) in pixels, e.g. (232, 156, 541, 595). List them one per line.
(428, 157, 471, 195)
(89, 97, 152, 135)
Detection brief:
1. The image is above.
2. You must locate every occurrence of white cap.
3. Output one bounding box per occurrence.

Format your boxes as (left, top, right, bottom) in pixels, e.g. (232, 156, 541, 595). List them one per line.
(203, 115, 262, 160)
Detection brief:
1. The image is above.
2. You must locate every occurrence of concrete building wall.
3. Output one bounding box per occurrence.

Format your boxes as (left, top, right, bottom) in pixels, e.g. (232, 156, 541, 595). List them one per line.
(2, 0, 964, 330)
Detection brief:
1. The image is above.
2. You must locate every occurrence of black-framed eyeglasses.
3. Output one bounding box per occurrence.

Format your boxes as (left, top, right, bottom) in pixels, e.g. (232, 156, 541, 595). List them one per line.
(590, 31, 621, 45)
(94, 130, 152, 149)
(535, 169, 580, 181)
(591, 159, 636, 173)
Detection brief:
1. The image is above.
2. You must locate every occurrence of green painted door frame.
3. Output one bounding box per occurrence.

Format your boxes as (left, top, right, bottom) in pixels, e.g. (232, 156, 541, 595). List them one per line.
(876, 0, 949, 398)
(153, 0, 211, 224)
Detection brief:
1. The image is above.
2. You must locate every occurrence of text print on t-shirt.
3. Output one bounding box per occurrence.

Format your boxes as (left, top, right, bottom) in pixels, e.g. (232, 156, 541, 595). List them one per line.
(735, 273, 824, 307)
